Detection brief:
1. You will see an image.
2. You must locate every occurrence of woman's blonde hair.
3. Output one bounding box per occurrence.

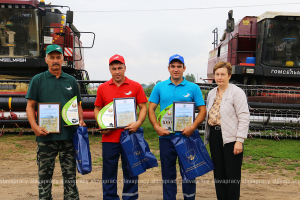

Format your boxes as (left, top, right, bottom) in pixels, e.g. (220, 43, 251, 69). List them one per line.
(213, 61, 232, 75)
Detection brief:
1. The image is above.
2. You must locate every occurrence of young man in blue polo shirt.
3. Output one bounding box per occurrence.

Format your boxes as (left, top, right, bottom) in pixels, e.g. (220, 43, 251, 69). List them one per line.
(148, 54, 206, 200)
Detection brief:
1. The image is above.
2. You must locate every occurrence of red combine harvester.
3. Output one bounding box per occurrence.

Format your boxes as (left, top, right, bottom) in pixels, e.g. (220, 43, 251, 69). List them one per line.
(205, 10, 300, 138)
(0, 0, 96, 135)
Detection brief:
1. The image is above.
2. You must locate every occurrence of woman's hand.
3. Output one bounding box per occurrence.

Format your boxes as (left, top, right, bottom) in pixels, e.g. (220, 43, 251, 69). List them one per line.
(233, 141, 243, 155)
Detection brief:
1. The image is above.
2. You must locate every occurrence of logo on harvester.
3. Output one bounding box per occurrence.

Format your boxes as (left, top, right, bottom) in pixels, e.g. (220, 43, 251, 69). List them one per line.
(185, 149, 197, 164)
(133, 145, 142, 159)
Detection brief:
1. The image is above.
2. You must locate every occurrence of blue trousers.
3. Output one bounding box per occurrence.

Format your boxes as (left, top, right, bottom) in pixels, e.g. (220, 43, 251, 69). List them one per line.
(159, 138, 196, 200)
(102, 142, 138, 200)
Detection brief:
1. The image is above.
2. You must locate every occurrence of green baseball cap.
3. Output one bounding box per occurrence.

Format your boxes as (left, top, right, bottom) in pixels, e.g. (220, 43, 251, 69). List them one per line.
(46, 44, 63, 54)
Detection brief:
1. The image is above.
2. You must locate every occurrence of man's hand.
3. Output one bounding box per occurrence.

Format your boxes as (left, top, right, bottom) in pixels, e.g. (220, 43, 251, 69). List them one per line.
(79, 120, 86, 127)
(154, 126, 170, 137)
(125, 121, 141, 133)
(32, 125, 49, 137)
(98, 127, 112, 135)
(181, 125, 195, 137)
(233, 141, 243, 155)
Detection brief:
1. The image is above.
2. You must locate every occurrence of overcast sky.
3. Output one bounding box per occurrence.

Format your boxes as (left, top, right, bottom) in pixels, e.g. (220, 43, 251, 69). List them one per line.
(54, 0, 300, 84)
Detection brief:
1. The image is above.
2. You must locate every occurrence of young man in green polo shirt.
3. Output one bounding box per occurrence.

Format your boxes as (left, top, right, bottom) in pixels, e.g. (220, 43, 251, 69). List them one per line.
(26, 44, 85, 200)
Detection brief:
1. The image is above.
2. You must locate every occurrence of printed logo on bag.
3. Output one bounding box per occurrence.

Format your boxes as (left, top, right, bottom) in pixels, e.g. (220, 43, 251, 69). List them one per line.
(108, 108, 113, 112)
(167, 111, 172, 115)
(72, 103, 76, 108)
(185, 149, 198, 164)
(133, 145, 142, 159)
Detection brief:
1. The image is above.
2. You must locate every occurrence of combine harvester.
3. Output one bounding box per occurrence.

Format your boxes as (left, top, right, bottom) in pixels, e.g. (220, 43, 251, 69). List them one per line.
(202, 10, 300, 139)
(0, 0, 98, 135)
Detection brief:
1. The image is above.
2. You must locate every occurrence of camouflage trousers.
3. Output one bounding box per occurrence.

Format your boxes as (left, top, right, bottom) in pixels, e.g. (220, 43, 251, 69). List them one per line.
(37, 140, 79, 200)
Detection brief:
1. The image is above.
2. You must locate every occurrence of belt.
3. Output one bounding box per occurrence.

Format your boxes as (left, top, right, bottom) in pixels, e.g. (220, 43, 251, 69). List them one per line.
(210, 125, 221, 130)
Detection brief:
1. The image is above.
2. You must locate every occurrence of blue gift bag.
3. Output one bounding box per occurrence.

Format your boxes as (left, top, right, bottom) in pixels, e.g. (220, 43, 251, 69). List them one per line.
(170, 130, 214, 180)
(120, 127, 158, 177)
(73, 126, 92, 175)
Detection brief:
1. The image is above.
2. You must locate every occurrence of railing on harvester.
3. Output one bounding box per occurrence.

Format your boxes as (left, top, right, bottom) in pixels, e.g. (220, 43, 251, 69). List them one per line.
(1, 80, 300, 139)
(197, 83, 300, 139)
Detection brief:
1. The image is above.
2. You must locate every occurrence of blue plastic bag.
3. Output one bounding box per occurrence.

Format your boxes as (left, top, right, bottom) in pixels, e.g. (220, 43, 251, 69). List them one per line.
(170, 130, 214, 180)
(73, 126, 92, 175)
(120, 127, 158, 177)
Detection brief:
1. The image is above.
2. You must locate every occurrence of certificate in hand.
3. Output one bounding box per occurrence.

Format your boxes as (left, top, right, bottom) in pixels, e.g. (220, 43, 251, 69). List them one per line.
(114, 97, 137, 128)
(97, 101, 116, 130)
(38, 103, 60, 133)
(173, 102, 195, 132)
(157, 104, 174, 133)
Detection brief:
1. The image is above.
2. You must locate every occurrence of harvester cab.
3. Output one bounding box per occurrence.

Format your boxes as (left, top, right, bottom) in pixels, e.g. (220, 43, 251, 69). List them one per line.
(208, 10, 300, 86)
(0, 0, 96, 133)
(0, 0, 94, 81)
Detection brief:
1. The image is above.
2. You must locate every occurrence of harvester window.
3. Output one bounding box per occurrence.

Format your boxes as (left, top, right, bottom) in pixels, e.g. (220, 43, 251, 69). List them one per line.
(262, 18, 300, 67)
(0, 9, 39, 57)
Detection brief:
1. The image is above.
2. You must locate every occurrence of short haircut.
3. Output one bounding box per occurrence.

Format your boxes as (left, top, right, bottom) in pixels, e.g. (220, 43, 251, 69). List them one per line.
(169, 59, 184, 66)
(213, 61, 232, 75)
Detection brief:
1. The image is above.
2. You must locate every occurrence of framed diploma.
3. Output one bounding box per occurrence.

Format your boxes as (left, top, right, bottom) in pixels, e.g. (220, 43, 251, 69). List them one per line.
(97, 101, 116, 130)
(114, 97, 137, 128)
(38, 103, 60, 133)
(157, 104, 174, 133)
(62, 96, 79, 126)
(173, 102, 195, 132)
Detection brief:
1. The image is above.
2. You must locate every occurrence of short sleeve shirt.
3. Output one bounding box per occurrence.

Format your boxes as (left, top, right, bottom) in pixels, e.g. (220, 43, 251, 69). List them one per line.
(25, 70, 81, 142)
(94, 77, 148, 143)
(149, 77, 205, 138)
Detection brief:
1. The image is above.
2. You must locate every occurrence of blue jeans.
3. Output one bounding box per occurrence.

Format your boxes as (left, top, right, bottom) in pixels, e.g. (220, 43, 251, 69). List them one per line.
(102, 142, 138, 200)
(159, 137, 196, 200)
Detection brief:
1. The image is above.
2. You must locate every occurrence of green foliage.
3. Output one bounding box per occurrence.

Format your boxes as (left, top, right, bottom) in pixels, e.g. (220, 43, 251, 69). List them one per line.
(185, 73, 196, 83)
(143, 81, 157, 97)
(144, 87, 153, 97)
(148, 82, 155, 88)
